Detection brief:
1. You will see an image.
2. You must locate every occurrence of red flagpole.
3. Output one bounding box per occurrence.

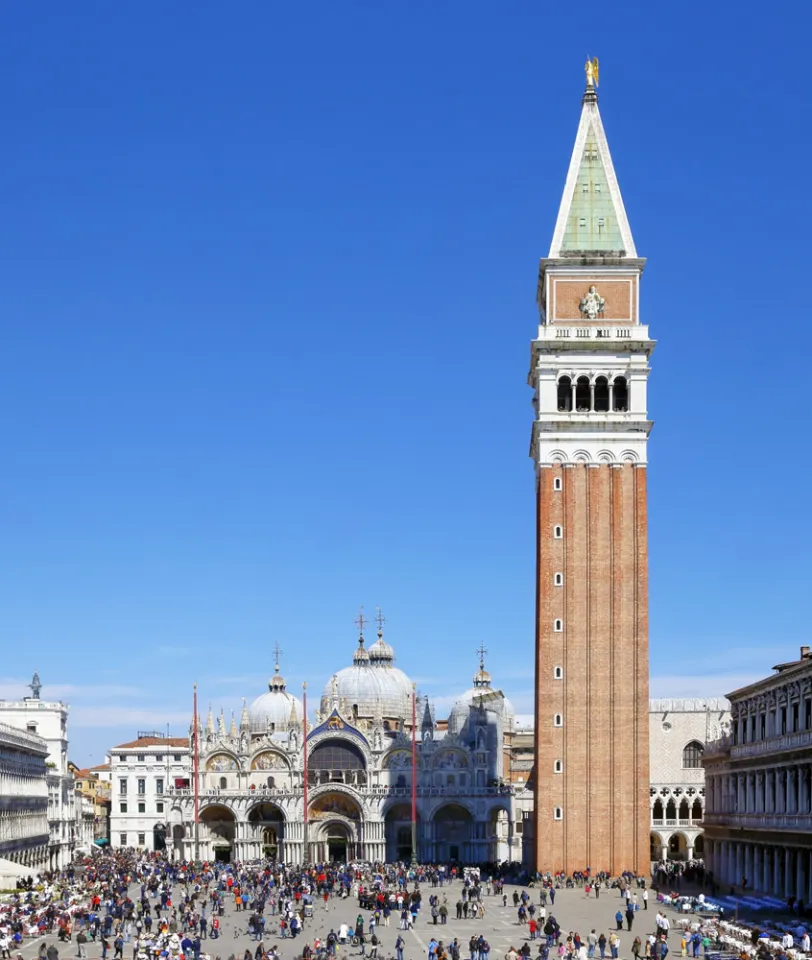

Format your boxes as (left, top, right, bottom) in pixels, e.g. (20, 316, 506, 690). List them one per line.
(302, 682, 309, 864)
(193, 683, 200, 860)
(411, 684, 417, 864)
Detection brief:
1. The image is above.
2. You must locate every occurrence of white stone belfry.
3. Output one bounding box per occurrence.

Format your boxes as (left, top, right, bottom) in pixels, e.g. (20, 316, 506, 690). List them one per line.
(529, 85, 655, 468)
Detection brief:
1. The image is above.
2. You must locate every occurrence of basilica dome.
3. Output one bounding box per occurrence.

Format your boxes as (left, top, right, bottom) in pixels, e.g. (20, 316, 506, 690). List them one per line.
(447, 657, 514, 737)
(247, 664, 302, 735)
(321, 632, 413, 723)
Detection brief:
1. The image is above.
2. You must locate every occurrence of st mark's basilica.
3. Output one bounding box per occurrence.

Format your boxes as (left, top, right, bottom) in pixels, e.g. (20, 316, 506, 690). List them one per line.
(163, 618, 525, 865)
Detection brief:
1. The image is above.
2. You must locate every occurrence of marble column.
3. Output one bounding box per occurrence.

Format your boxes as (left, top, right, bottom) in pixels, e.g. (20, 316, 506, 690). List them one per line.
(785, 848, 793, 899)
(774, 847, 783, 896)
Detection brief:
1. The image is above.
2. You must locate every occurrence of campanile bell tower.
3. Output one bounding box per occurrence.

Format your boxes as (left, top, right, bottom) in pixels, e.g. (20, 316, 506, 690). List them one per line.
(529, 64, 654, 874)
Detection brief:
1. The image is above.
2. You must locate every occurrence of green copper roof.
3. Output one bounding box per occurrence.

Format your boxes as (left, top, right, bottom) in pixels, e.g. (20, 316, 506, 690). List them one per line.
(560, 123, 625, 253)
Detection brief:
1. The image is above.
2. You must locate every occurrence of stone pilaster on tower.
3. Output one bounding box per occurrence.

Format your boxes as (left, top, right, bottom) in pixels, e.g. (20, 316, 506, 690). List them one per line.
(529, 68, 654, 876)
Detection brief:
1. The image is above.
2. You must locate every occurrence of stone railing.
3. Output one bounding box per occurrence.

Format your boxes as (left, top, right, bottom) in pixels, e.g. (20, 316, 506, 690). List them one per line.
(704, 812, 812, 831)
(543, 325, 648, 341)
(168, 783, 515, 800)
(0, 721, 49, 754)
(731, 728, 812, 759)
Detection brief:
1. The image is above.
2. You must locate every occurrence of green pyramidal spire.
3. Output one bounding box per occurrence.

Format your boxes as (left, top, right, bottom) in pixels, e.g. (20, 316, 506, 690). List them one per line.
(549, 85, 637, 258)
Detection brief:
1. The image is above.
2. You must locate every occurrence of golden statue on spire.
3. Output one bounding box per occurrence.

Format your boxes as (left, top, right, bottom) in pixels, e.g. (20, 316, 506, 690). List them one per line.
(585, 56, 599, 88)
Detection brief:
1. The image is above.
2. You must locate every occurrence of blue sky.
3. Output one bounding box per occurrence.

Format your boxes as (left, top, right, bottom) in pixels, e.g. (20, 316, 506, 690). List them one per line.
(0, 3, 809, 765)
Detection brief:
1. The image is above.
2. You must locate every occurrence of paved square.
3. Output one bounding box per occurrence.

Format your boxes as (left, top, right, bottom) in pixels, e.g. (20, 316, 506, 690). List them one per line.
(11, 880, 688, 960)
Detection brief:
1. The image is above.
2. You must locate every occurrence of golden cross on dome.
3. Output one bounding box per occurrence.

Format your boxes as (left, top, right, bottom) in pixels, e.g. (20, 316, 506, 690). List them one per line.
(354, 606, 367, 638)
(375, 606, 386, 634)
(476, 642, 488, 669)
(273, 642, 283, 671)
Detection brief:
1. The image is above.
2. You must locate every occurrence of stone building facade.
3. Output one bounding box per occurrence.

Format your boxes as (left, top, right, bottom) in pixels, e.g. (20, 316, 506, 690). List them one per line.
(704, 647, 812, 901)
(0, 721, 49, 870)
(649, 699, 730, 862)
(109, 628, 524, 865)
(529, 75, 653, 874)
(108, 736, 191, 852)
(0, 674, 76, 869)
(69, 763, 112, 843)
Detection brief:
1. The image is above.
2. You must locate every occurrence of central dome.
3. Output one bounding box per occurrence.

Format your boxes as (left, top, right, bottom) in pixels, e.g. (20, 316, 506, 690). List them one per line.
(321, 630, 413, 723)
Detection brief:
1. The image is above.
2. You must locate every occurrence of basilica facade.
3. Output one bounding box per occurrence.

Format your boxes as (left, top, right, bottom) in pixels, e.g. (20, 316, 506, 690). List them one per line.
(158, 626, 520, 865)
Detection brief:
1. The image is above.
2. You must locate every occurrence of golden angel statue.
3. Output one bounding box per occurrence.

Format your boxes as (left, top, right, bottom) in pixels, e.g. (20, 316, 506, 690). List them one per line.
(585, 57, 599, 88)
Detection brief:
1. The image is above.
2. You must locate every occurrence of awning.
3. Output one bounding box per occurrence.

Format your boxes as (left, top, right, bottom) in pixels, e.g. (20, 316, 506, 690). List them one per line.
(93, 838, 109, 846)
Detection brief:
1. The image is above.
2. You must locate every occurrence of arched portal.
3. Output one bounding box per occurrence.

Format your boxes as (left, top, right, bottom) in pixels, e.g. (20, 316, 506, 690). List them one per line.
(247, 802, 285, 860)
(650, 832, 664, 861)
(153, 822, 166, 852)
(693, 833, 705, 856)
(668, 831, 689, 861)
(199, 804, 236, 863)
(384, 803, 418, 863)
(431, 803, 474, 863)
(489, 805, 512, 864)
(309, 790, 363, 863)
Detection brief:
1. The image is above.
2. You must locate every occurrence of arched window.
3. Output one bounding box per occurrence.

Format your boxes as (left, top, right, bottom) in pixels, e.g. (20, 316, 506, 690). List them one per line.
(553, 619, 563, 632)
(575, 376, 591, 411)
(553, 666, 563, 679)
(679, 799, 689, 820)
(310, 740, 366, 771)
(554, 524, 563, 539)
(652, 798, 664, 820)
(683, 741, 704, 768)
(665, 798, 677, 820)
(554, 760, 563, 774)
(219, 777, 227, 790)
(553, 476, 562, 491)
(553, 807, 563, 821)
(594, 376, 609, 412)
(557, 376, 572, 412)
(613, 376, 628, 411)
(554, 572, 563, 586)
(553, 714, 563, 727)
(691, 798, 703, 821)
(266, 776, 275, 789)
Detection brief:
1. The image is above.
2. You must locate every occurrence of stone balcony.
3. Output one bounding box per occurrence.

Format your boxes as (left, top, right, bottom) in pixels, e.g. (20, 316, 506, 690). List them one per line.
(166, 784, 515, 800)
(730, 728, 812, 760)
(534, 324, 651, 344)
(704, 812, 812, 831)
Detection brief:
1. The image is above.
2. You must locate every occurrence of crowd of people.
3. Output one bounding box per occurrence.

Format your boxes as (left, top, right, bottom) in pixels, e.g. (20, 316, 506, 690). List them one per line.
(0, 852, 808, 960)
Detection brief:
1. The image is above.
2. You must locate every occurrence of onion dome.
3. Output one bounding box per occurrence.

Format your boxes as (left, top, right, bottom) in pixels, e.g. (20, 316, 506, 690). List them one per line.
(247, 656, 303, 734)
(447, 647, 515, 736)
(353, 636, 371, 665)
(368, 631, 395, 664)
